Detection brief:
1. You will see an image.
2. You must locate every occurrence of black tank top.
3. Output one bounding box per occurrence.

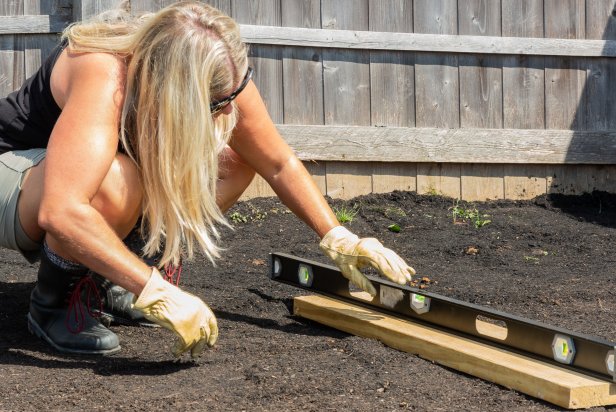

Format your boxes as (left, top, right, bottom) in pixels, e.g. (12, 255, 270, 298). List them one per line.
(0, 41, 66, 155)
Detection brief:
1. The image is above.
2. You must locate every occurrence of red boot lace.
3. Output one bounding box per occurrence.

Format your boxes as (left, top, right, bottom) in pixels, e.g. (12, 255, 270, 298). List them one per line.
(66, 276, 103, 334)
(164, 259, 182, 286)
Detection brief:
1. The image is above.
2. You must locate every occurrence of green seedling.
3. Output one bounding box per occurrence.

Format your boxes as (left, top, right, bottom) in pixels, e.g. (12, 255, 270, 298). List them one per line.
(229, 211, 248, 224)
(450, 200, 491, 228)
(387, 224, 401, 233)
(334, 205, 359, 224)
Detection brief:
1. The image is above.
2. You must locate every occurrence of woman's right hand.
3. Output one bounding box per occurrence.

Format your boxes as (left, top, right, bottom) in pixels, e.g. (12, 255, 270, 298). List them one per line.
(133, 268, 218, 357)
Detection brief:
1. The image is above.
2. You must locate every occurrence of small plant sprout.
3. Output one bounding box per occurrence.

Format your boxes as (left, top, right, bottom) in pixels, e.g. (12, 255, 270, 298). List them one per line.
(334, 204, 359, 224)
(229, 211, 247, 224)
(450, 200, 491, 228)
(387, 224, 401, 233)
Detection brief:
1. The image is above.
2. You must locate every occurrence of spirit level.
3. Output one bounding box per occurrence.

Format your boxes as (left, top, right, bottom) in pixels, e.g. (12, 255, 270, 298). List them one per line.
(269, 252, 616, 382)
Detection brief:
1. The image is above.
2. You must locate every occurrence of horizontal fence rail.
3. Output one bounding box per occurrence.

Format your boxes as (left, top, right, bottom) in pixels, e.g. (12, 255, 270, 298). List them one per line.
(0, 15, 71, 35)
(278, 126, 616, 164)
(3, 19, 614, 58)
(240, 25, 616, 58)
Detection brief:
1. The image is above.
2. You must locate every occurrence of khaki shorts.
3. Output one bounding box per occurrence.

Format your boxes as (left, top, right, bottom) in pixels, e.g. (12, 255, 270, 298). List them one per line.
(0, 148, 46, 262)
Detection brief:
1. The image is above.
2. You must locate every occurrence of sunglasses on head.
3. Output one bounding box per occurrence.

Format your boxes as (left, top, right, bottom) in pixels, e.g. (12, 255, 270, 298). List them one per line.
(210, 66, 254, 114)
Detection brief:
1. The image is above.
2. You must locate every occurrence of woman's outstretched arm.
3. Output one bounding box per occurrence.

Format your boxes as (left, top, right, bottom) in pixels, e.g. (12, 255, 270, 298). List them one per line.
(229, 81, 339, 238)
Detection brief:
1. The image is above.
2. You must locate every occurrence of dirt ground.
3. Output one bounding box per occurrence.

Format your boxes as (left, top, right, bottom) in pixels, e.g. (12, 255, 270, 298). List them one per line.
(1, 190, 615, 411)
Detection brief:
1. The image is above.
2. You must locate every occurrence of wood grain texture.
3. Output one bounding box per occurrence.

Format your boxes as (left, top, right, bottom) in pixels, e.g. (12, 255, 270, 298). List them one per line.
(417, 162, 461, 198)
(239, 24, 616, 57)
(233, 0, 283, 124)
(321, 0, 370, 128)
(278, 125, 616, 164)
(294, 294, 616, 410)
(369, 0, 414, 128)
(585, 0, 616, 40)
(0, 15, 70, 34)
(281, 1, 323, 125)
(72, 0, 125, 20)
(578, 2, 616, 131)
(502, 0, 545, 130)
(321, 0, 369, 31)
(281, 0, 320, 28)
(371, 162, 417, 194)
(504, 164, 548, 200)
(461, 164, 504, 201)
(458, 0, 504, 200)
(544, 1, 585, 130)
(325, 161, 372, 200)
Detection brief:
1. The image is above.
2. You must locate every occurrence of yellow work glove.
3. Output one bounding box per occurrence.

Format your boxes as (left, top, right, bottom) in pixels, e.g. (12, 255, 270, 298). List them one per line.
(133, 268, 218, 358)
(319, 226, 415, 296)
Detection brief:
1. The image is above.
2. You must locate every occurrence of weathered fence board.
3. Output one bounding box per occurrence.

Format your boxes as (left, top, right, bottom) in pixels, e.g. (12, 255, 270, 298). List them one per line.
(458, 0, 503, 200)
(281, 0, 322, 125)
(368, 0, 414, 128)
(2, 0, 616, 201)
(233, 0, 283, 124)
(277, 125, 616, 164)
(239, 25, 616, 57)
(320, 0, 372, 198)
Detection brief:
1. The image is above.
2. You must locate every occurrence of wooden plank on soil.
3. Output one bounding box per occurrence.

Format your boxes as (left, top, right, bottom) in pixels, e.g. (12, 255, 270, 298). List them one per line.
(294, 294, 616, 410)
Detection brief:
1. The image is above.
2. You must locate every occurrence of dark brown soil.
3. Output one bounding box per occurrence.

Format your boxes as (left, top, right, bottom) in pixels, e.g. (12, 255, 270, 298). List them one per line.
(1, 191, 615, 411)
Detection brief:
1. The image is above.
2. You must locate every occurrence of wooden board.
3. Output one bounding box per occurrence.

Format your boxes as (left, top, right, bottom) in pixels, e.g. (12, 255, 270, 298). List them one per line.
(325, 161, 372, 200)
(238, 24, 616, 57)
(416, 162, 461, 199)
(294, 294, 616, 410)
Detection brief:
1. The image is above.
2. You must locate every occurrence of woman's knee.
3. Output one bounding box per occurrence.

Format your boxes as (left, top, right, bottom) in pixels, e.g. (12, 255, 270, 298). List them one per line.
(91, 154, 142, 236)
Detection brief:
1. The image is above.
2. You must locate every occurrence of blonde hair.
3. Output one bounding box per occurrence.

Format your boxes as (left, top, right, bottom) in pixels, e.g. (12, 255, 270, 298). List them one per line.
(63, 1, 249, 267)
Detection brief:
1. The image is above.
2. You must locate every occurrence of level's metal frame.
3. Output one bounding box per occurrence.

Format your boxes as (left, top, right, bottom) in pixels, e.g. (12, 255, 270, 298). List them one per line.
(269, 252, 616, 382)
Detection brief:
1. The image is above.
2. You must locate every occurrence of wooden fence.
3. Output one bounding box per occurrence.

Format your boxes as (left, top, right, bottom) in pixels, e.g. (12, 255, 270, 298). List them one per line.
(2, 0, 616, 201)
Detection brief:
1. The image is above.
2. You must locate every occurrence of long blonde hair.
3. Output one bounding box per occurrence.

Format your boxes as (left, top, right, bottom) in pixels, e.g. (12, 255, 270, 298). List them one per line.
(63, 1, 249, 267)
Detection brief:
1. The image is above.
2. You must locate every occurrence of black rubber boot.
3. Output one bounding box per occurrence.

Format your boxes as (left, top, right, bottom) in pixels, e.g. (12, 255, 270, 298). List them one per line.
(92, 224, 162, 328)
(92, 273, 158, 328)
(27, 250, 121, 355)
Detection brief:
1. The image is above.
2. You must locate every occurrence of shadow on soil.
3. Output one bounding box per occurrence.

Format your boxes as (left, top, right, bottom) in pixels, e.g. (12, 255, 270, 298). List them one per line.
(0, 281, 197, 376)
(535, 191, 616, 228)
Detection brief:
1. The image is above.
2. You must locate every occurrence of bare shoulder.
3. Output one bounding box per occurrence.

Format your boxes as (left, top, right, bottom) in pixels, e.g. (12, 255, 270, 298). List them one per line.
(51, 48, 127, 110)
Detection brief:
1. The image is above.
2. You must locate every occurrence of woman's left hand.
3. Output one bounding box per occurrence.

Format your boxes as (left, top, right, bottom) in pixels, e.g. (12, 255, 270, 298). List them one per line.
(319, 226, 415, 296)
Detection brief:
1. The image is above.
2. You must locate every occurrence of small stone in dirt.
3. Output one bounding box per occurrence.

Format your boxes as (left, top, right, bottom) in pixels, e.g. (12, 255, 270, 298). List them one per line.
(465, 246, 479, 255)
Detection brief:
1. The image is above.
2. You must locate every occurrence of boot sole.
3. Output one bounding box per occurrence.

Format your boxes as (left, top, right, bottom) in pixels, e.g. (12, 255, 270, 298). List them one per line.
(27, 314, 121, 355)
